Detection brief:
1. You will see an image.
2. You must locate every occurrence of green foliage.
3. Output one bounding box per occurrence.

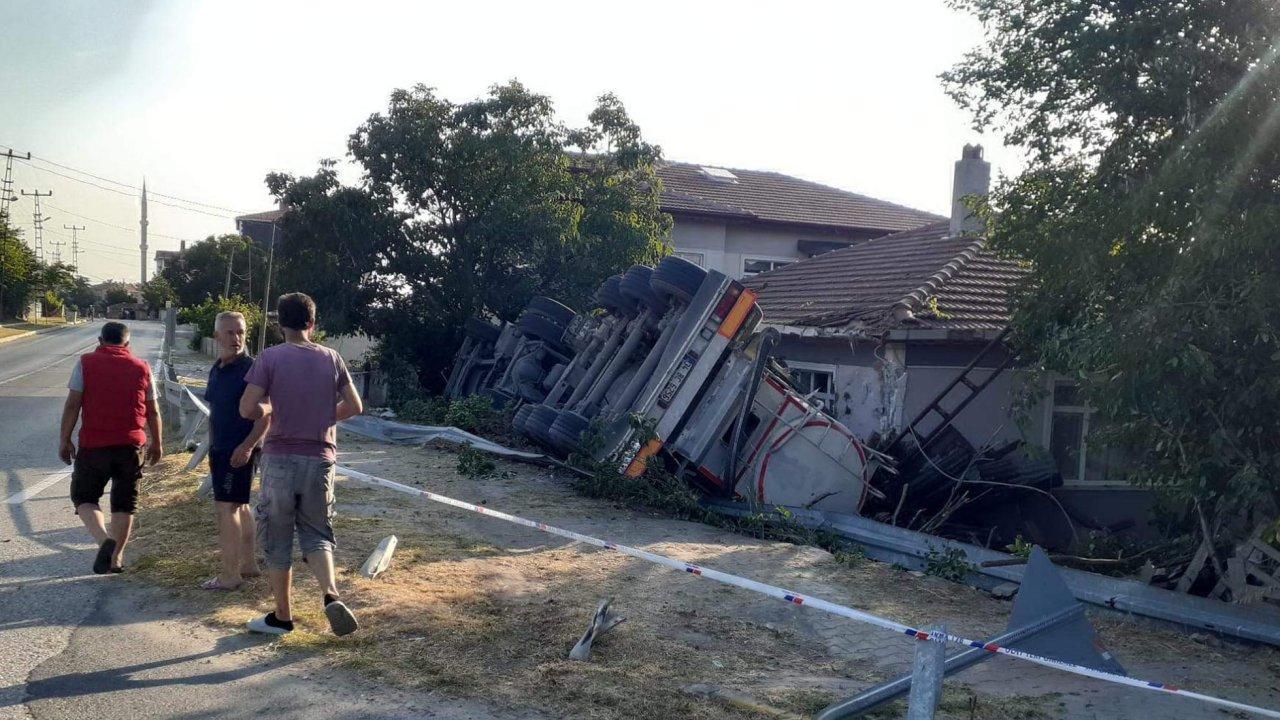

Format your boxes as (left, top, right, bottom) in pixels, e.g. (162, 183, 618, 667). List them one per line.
(160, 234, 264, 309)
(182, 296, 263, 351)
(1005, 535, 1033, 560)
(923, 546, 976, 583)
(267, 81, 671, 391)
(456, 446, 498, 479)
(945, 1, 1280, 532)
(443, 395, 504, 435)
(65, 276, 99, 313)
(104, 285, 136, 306)
(0, 223, 38, 319)
(40, 290, 64, 316)
(142, 276, 178, 311)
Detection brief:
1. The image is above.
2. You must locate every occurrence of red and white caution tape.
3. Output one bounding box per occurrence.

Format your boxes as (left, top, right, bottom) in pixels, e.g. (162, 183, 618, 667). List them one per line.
(334, 464, 1280, 719)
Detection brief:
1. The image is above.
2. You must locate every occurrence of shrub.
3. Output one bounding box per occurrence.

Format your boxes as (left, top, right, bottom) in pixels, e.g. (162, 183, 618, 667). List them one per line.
(182, 296, 263, 352)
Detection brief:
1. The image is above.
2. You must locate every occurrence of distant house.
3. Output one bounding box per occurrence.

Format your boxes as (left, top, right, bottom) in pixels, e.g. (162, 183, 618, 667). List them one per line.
(154, 242, 186, 275)
(743, 146, 1148, 546)
(655, 161, 942, 278)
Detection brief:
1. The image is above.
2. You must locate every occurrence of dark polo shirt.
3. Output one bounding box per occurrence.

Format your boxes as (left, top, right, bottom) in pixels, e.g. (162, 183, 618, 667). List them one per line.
(204, 354, 255, 451)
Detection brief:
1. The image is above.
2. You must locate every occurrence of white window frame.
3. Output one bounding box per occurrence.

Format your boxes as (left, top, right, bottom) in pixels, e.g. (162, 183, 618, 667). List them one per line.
(741, 255, 795, 277)
(674, 251, 705, 267)
(1043, 379, 1128, 487)
(786, 361, 838, 414)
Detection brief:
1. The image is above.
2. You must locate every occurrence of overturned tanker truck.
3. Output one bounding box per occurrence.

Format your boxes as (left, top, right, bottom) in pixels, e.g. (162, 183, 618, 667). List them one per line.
(444, 256, 872, 515)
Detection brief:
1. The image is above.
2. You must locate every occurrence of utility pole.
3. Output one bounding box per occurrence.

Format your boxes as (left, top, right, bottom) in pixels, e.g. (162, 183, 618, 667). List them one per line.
(21, 189, 52, 264)
(258, 223, 276, 354)
(139, 179, 148, 284)
(223, 245, 235, 298)
(63, 224, 85, 269)
(0, 149, 28, 226)
(49, 238, 65, 265)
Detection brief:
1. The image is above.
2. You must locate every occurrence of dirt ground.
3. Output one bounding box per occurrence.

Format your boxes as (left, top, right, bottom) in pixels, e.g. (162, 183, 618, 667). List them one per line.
(123, 413, 1280, 720)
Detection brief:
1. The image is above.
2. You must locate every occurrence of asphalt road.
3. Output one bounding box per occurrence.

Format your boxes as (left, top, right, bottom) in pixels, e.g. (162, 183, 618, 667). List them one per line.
(0, 321, 529, 720)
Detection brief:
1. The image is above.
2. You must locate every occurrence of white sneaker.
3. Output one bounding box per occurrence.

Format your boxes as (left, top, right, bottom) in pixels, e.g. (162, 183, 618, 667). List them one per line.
(247, 613, 293, 635)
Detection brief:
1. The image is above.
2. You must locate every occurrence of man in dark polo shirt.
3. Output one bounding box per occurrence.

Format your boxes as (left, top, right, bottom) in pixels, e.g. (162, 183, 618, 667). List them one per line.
(201, 311, 270, 591)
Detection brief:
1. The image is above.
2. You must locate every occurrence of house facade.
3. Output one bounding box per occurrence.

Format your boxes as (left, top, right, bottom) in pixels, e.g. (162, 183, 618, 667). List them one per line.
(743, 146, 1150, 549)
(654, 161, 942, 278)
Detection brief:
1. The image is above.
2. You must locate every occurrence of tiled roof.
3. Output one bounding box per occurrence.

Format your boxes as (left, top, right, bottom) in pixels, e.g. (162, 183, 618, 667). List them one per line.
(743, 221, 1028, 332)
(235, 209, 284, 224)
(656, 161, 943, 233)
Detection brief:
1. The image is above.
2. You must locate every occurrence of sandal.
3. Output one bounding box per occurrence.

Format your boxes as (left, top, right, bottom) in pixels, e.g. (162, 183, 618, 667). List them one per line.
(200, 577, 242, 591)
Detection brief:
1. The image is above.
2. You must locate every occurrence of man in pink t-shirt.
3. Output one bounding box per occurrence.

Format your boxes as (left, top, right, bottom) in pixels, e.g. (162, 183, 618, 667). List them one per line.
(239, 292, 364, 636)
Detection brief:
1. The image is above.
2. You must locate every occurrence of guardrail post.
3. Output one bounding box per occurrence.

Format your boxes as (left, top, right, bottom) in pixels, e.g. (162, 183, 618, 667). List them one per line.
(906, 624, 946, 720)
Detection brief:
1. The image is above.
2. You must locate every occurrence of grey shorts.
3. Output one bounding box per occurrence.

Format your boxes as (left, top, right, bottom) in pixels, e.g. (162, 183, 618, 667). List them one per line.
(255, 453, 336, 570)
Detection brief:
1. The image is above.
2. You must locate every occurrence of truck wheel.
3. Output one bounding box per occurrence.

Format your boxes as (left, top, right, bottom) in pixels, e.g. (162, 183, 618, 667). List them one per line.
(524, 404, 560, 447)
(620, 265, 669, 316)
(595, 275, 636, 317)
(525, 296, 576, 327)
(651, 255, 707, 304)
(511, 403, 534, 435)
(517, 312, 569, 350)
(465, 317, 501, 344)
(549, 410, 592, 455)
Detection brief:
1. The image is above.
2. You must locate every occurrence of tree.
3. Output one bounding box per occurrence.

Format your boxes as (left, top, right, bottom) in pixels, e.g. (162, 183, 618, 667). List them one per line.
(39, 262, 77, 302)
(65, 276, 99, 313)
(159, 234, 265, 308)
(267, 81, 671, 389)
(945, 1, 1280, 531)
(142, 276, 177, 312)
(0, 223, 38, 319)
(104, 285, 136, 306)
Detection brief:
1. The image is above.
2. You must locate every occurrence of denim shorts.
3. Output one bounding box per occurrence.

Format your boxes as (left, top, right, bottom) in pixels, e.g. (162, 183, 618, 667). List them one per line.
(254, 453, 336, 570)
(209, 447, 259, 505)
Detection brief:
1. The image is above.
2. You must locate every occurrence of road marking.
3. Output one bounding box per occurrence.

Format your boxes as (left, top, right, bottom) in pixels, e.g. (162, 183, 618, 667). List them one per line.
(0, 341, 98, 386)
(4, 468, 72, 504)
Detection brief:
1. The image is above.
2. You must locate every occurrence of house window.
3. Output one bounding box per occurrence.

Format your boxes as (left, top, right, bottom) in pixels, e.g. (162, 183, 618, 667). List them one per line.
(742, 257, 793, 276)
(675, 251, 705, 267)
(787, 363, 836, 413)
(1047, 380, 1126, 484)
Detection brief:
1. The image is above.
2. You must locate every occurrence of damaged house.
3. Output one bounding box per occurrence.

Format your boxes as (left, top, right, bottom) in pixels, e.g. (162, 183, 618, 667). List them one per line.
(743, 146, 1150, 551)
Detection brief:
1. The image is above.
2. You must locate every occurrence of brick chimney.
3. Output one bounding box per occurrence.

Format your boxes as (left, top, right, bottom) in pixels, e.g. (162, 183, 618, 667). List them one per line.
(949, 144, 990, 236)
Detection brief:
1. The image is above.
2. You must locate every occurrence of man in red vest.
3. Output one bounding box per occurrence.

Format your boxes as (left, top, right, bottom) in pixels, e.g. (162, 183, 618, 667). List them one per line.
(58, 321, 164, 574)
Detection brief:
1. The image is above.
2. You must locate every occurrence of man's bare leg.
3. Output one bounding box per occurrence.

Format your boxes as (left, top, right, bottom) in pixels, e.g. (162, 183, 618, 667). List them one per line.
(304, 549, 339, 598)
(237, 505, 260, 577)
(109, 512, 133, 567)
(215, 501, 243, 585)
(268, 568, 293, 621)
(76, 503, 109, 543)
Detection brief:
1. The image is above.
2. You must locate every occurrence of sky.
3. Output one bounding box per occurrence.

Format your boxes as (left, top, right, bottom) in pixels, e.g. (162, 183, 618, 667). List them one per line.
(0, 0, 1017, 284)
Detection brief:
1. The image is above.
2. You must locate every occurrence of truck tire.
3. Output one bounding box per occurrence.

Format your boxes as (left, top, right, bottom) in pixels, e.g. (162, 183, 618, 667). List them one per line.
(511, 403, 534, 435)
(651, 255, 707, 303)
(517, 312, 569, 349)
(465, 317, 501, 344)
(620, 265, 669, 316)
(595, 275, 636, 316)
(524, 404, 560, 447)
(548, 410, 591, 456)
(525, 296, 576, 327)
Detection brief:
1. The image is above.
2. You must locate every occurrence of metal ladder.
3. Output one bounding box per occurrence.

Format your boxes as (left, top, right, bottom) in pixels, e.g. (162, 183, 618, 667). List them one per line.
(883, 326, 1015, 460)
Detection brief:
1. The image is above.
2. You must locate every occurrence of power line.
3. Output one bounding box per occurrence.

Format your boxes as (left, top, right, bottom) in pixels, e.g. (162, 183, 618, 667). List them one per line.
(16, 158, 239, 219)
(21, 189, 51, 263)
(63, 224, 85, 267)
(0, 149, 28, 225)
(22, 151, 248, 214)
(43, 201, 201, 243)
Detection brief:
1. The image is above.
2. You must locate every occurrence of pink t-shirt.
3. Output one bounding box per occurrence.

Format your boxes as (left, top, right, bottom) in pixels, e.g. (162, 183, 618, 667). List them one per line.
(244, 342, 352, 461)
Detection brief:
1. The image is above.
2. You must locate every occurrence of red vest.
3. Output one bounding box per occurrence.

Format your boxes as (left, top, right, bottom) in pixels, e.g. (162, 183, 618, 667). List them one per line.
(79, 345, 151, 449)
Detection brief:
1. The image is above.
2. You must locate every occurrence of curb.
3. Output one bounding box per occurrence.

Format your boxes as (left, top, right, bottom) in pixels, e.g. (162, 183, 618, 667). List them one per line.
(0, 321, 86, 346)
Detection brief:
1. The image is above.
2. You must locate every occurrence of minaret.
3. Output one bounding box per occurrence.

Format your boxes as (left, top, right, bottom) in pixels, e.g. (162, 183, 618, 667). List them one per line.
(140, 179, 149, 284)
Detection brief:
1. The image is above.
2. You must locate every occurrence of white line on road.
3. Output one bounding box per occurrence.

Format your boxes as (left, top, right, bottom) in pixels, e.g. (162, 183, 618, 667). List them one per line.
(0, 341, 98, 386)
(4, 468, 72, 504)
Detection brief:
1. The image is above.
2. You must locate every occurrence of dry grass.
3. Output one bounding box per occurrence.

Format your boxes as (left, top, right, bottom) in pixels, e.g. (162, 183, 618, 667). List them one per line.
(125, 442, 1060, 720)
